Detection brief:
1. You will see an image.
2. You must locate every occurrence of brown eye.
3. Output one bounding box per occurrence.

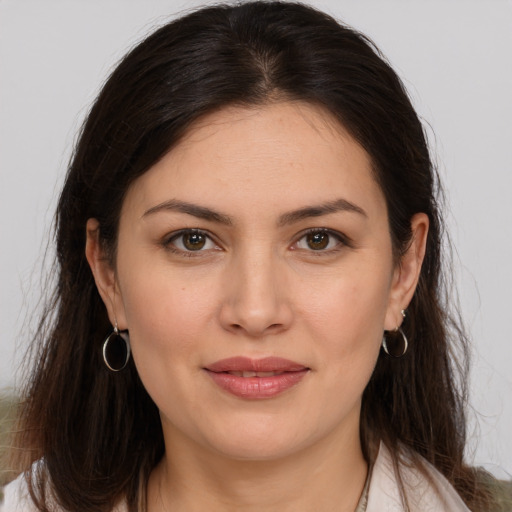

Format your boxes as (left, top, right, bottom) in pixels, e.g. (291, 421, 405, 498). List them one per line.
(167, 230, 216, 253)
(294, 229, 345, 252)
(183, 232, 206, 250)
(306, 232, 329, 250)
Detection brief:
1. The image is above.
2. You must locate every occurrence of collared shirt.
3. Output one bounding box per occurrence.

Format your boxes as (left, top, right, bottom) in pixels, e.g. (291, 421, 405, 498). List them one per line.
(365, 443, 471, 512)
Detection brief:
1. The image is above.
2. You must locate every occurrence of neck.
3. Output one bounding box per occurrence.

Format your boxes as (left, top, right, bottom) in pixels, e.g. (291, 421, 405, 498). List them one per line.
(147, 422, 368, 512)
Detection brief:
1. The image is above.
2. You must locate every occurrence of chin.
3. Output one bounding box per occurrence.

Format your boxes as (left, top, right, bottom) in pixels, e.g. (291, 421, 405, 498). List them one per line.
(198, 419, 320, 462)
(211, 437, 306, 462)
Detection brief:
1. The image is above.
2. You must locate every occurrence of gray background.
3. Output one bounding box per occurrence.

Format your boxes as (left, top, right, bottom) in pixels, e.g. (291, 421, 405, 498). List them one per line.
(1, 0, 511, 476)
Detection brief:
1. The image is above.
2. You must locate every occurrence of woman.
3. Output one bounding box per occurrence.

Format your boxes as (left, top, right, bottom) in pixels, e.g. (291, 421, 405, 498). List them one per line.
(1, 1, 497, 511)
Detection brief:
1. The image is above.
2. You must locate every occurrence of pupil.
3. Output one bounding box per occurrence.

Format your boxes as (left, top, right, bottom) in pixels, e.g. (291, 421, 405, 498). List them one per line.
(307, 232, 328, 250)
(184, 233, 205, 250)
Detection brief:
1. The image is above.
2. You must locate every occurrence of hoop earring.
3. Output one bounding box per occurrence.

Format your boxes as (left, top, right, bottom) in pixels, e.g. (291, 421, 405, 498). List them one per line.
(103, 325, 131, 371)
(382, 327, 408, 358)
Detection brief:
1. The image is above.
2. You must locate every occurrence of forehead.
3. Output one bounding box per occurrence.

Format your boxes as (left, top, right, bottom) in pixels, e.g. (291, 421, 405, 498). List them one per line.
(122, 101, 385, 221)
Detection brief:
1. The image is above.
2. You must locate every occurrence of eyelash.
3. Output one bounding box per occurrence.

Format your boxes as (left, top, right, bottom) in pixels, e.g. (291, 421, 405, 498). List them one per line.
(162, 229, 219, 257)
(293, 228, 351, 254)
(161, 228, 351, 257)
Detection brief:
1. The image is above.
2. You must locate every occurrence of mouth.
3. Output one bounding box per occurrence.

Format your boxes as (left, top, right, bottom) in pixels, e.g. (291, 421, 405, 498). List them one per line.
(221, 370, 289, 377)
(204, 357, 310, 399)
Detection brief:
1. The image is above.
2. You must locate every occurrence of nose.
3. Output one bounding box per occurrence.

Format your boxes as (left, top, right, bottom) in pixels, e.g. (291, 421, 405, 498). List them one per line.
(218, 248, 293, 338)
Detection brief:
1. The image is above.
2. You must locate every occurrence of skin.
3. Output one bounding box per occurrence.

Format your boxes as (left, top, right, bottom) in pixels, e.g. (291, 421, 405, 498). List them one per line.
(86, 101, 428, 512)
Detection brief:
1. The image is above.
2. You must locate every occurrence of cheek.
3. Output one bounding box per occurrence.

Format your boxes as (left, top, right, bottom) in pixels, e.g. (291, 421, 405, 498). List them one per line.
(116, 262, 217, 374)
(306, 290, 385, 418)
(301, 262, 392, 341)
(298, 260, 392, 386)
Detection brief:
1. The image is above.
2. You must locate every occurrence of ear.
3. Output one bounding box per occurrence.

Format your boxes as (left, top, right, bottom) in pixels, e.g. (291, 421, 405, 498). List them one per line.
(384, 213, 429, 331)
(85, 218, 127, 329)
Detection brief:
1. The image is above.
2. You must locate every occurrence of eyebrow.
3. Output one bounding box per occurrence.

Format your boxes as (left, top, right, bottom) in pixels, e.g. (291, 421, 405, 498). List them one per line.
(277, 198, 367, 227)
(142, 199, 233, 225)
(142, 197, 367, 226)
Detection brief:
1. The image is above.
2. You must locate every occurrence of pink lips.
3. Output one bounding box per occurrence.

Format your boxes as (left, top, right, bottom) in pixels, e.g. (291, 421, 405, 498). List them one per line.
(204, 357, 309, 399)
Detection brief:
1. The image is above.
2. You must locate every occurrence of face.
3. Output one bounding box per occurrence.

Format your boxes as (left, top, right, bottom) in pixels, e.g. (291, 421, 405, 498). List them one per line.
(89, 101, 425, 461)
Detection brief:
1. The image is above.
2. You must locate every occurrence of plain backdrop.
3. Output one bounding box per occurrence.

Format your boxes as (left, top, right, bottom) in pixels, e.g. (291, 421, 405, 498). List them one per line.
(1, 0, 511, 477)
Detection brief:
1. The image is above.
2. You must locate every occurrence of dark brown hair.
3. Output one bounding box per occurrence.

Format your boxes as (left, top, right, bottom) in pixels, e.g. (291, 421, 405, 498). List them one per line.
(10, 2, 494, 511)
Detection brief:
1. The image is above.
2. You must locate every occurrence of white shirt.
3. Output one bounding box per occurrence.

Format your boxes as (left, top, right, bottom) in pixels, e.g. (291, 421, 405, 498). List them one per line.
(1, 443, 471, 512)
(365, 443, 471, 511)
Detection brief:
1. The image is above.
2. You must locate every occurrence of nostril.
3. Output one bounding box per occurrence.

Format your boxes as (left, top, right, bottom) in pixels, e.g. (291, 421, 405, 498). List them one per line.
(227, 321, 285, 337)
(219, 294, 293, 337)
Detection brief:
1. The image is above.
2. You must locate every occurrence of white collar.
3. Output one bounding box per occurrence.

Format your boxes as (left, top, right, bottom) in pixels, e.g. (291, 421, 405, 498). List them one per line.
(366, 442, 471, 512)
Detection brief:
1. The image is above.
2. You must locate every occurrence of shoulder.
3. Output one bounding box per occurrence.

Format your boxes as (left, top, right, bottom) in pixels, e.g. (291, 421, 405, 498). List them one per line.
(1, 472, 38, 512)
(366, 442, 471, 512)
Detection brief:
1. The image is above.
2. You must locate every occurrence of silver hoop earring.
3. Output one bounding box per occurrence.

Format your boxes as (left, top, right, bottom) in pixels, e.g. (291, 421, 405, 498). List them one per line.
(382, 327, 408, 358)
(102, 326, 131, 371)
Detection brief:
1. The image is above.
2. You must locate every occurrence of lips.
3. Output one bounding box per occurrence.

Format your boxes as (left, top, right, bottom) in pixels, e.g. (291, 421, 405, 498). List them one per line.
(204, 357, 309, 399)
(224, 370, 285, 377)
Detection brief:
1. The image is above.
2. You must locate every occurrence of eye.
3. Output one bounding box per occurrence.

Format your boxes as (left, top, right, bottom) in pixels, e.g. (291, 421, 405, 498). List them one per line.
(166, 229, 218, 252)
(294, 229, 344, 252)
